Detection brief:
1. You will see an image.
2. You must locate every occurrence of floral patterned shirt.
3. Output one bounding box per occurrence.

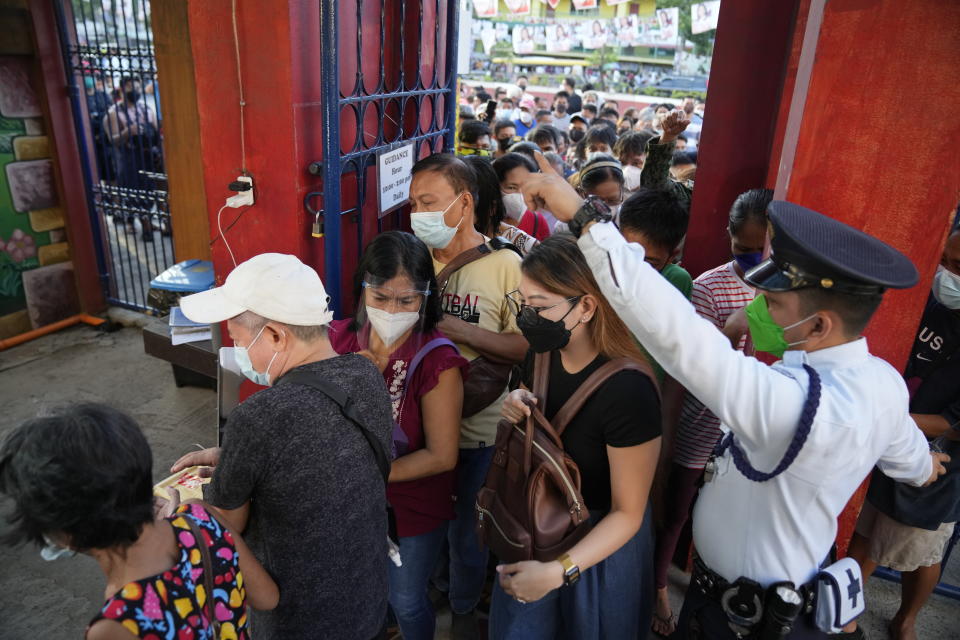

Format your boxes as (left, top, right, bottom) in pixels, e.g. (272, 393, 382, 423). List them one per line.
(88, 503, 248, 639)
(329, 322, 470, 537)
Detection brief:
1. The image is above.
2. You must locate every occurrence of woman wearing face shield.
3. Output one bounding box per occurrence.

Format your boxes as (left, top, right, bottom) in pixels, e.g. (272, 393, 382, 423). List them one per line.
(328, 231, 469, 640)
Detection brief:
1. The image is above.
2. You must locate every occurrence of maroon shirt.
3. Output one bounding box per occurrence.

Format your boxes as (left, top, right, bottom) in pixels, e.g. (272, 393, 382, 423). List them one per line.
(329, 320, 469, 537)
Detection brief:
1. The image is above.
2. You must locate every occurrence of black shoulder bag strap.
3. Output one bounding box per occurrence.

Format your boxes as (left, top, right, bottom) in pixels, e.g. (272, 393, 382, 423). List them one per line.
(277, 370, 390, 483)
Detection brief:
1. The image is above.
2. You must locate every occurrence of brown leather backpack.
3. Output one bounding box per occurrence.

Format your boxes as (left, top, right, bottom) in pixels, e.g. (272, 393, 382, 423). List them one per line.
(475, 352, 656, 563)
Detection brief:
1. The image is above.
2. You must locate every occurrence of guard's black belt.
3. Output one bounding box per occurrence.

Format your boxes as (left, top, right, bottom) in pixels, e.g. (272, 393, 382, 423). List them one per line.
(692, 557, 818, 638)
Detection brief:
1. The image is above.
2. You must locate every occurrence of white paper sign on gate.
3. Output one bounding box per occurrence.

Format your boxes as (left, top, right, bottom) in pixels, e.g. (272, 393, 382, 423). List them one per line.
(377, 142, 414, 218)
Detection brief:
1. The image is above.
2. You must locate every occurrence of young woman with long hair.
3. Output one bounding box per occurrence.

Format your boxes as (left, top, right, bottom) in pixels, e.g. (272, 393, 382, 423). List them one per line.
(492, 234, 662, 638)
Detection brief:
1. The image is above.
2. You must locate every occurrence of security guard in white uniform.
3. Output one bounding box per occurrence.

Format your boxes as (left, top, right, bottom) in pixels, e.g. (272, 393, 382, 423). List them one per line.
(519, 153, 950, 639)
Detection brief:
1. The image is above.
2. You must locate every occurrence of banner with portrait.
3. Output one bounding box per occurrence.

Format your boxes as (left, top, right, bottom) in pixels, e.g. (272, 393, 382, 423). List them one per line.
(473, 0, 497, 18)
(504, 0, 532, 16)
(691, 1, 721, 35)
(544, 22, 574, 52)
(572, 0, 599, 10)
(512, 23, 536, 54)
(655, 6, 679, 43)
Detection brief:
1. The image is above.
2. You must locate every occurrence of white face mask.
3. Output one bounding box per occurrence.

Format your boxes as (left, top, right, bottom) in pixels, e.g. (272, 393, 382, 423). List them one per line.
(410, 193, 464, 249)
(934, 266, 960, 310)
(519, 111, 533, 125)
(623, 165, 643, 191)
(609, 203, 622, 221)
(233, 325, 280, 386)
(41, 535, 76, 561)
(366, 306, 420, 348)
(501, 192, 527, 221)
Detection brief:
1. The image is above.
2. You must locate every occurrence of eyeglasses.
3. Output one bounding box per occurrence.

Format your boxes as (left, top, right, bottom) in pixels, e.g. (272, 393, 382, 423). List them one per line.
(362, 282, 429, 313)
(505, 289, 582, 323)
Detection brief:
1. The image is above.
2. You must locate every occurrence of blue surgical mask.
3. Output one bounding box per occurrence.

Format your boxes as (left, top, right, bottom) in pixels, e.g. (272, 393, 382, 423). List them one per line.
(234, 325, 280, 386)
(934, 266, 960, 310)
(41, 535, 76, 561)
(410, 193, 464, 250)
(734, 252, 764, 272)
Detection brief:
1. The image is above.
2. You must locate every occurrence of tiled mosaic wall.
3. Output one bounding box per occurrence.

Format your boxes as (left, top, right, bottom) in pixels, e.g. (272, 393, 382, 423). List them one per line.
(0, 18, 75, 339)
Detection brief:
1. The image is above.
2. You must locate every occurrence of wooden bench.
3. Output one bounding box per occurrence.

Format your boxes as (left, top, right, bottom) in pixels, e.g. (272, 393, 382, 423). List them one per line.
(142, 315, 217, 389)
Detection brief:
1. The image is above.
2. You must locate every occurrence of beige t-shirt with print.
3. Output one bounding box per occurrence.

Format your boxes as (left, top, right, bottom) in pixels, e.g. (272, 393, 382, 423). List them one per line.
(434, 246, 522, 447)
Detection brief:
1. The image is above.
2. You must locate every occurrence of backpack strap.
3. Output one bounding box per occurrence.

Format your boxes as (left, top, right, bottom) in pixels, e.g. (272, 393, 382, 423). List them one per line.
(276, 370, 390, 483)
(184, 515, 221, 637)
(551, 358, 659, 436)
(436, 244, 493, 293)
(397, 337, 458, 422)
(489, 235, 523, 258)
(532, 351, 550, 407)
(523, 352, 554, 475)
(405, 337, 458, 394)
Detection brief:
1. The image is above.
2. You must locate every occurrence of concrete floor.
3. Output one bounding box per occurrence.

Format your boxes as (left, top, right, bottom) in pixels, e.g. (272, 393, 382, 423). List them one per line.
(0, 324, 218, 639)
(0, 325, 957, 639)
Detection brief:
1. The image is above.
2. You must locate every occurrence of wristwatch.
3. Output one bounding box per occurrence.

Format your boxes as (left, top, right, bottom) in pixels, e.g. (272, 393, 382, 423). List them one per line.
(567, 195, 612, 238)
(557, 553, 581, 586)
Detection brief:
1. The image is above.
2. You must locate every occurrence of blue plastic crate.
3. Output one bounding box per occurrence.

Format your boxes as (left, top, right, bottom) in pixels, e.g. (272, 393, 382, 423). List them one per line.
(149, 259, 215, 293)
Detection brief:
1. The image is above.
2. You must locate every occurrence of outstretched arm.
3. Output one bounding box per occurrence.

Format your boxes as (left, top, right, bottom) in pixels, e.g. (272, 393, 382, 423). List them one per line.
(640, 110, 688, 191)
(520, 152, 806, 452)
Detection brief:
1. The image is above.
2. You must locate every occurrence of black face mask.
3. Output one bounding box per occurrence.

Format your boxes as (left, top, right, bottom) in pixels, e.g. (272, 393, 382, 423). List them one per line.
(555, 103, 567, 115)
(126, 90, 141, 104)
(569, 128, 585, 143)
(516, 302, 579, 353)
(498, 136, 512, 150)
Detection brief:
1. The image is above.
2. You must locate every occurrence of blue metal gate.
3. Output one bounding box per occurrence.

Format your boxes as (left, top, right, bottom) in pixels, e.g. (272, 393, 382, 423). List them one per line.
(54, 0, 175, 313)
(309, 0, 459, 313)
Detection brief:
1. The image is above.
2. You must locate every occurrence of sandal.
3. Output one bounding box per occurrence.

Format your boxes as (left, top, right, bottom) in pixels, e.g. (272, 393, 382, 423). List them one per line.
(833, 628, 866, 640)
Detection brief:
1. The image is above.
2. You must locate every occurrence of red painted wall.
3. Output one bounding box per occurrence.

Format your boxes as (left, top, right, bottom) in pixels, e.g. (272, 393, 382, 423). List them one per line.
(187, 0, 448, 399)
(780, 0, 960, 552)
(187, 0, 450, 318)
(682, 0, 801, 281)
(187, 0, 314, 287)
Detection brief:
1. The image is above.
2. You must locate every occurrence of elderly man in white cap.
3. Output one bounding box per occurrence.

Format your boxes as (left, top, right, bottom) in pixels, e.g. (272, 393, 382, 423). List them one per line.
(170, 253, 393, 640)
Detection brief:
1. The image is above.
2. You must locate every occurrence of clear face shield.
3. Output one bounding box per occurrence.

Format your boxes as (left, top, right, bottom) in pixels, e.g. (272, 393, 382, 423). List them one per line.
(356, 272, 432, 354)
(356, 273, 432, 460)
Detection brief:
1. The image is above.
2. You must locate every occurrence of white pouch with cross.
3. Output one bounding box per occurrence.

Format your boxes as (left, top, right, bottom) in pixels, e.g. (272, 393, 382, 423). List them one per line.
(814, 557, 866, 633)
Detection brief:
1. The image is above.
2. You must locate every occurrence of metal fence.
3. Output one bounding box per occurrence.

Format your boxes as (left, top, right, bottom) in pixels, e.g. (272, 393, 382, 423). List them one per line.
(54, 0, 174, 313)
(310, 0, 459, 314)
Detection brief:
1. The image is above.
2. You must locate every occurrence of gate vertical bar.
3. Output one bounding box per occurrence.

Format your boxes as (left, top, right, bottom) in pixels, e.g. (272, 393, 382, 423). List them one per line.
(52, 0, 111, 299)
(319, 0, 342, 315)
(443, 0, 459, 151)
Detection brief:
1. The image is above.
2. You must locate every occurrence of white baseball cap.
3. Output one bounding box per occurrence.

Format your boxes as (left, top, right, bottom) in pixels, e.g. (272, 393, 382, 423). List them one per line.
(180, 253, 333, 326)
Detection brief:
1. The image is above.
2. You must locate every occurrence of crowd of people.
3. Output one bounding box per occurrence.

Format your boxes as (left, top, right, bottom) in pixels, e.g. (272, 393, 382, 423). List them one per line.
(84, 72, 166, 242)
(1, 73, 957, 640)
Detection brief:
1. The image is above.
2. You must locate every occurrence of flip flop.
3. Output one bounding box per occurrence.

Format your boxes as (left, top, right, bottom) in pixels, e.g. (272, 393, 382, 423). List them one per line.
(651, 611, 677, 638)
(833, 628, 866, 640)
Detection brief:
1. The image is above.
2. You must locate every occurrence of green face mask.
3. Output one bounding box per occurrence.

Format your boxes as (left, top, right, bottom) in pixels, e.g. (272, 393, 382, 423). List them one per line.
(744, 294, 816, 357)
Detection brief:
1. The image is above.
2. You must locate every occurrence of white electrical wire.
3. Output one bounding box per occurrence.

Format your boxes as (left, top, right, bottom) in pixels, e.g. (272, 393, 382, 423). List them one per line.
(217, 204, 238, 267)
(231, 0, 247, 174)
